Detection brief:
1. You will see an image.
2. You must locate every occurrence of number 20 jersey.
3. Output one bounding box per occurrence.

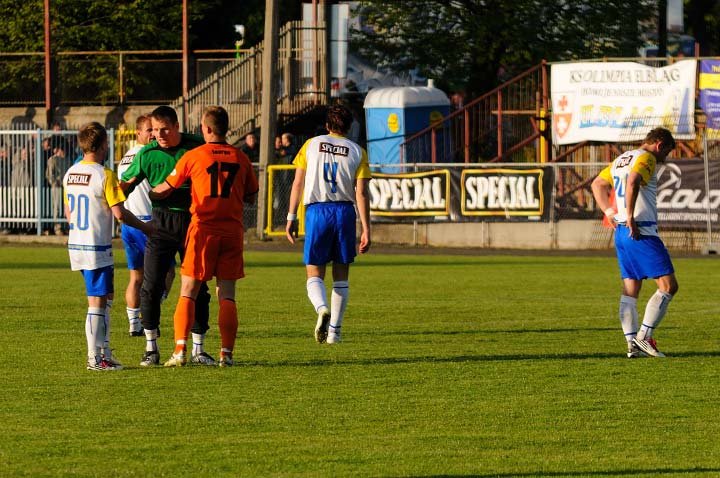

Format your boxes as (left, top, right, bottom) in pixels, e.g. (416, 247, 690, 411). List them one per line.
(293, 133, 371, 205)
(63, 160, 126, 271)
(597, 148, 659, 237)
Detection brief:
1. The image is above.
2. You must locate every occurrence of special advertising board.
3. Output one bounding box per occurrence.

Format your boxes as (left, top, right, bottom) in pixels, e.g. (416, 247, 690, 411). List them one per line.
(369, 167, 553, 222)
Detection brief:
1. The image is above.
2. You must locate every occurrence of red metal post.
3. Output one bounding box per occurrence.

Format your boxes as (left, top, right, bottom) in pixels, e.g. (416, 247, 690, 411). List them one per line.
(496, 90, 503, 159)
(182, 0, 189, 128)
(464, 108, 470, 163)
(44, 0, 52, 126)
(431, 127, 437, 163)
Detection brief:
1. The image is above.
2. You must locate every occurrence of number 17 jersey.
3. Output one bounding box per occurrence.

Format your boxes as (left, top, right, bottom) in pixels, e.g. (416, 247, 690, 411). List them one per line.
(164, 142, 258, 235)
(597, 148, 659, 237)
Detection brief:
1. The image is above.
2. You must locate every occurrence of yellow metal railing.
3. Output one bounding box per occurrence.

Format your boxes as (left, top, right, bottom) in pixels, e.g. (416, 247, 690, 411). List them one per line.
(265, 164, 305, 237)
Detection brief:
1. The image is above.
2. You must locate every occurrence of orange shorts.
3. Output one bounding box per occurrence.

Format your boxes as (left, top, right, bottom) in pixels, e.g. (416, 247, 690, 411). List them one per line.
(181, 223, 245, 281)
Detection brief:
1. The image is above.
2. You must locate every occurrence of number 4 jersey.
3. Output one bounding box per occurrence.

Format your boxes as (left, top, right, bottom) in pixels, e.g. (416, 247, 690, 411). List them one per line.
(164, 142, 258, 235)
(63, 160, 126, 271)
(597, 148, 659, 237)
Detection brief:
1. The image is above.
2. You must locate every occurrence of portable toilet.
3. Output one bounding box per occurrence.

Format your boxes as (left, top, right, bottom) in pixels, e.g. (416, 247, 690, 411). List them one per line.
(363, 83, 451, 171)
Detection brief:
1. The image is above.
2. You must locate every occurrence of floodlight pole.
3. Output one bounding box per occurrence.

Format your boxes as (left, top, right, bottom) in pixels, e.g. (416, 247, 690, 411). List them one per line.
(44, 0, 52, 127)
(256, 0, 280, 239)
(182, 0, 189, 129)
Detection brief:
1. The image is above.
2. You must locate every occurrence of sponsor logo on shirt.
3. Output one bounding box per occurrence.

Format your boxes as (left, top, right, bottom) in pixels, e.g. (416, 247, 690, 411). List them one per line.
(66, 173, 91, 186)
(119, 154, 135, 166)
(319, 142, 349, 156)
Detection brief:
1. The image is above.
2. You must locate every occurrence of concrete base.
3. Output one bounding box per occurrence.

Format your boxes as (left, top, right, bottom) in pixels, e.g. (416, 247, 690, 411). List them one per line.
(372, 220, 614, 251)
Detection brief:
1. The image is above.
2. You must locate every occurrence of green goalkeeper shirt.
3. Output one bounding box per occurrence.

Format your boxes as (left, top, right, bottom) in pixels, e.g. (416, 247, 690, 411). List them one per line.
(120, 133, 204, 212)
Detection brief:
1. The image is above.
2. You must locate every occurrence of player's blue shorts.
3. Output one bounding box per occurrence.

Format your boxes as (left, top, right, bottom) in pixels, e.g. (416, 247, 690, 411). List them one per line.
(304, 201, 356, 265)
(615, 225, 674, 280)
(81, 265, 114, 297)
(121, 223, 148, 270)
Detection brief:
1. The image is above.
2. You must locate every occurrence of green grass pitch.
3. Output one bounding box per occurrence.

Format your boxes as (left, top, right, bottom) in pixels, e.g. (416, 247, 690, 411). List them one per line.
(0, 244, 719, 477)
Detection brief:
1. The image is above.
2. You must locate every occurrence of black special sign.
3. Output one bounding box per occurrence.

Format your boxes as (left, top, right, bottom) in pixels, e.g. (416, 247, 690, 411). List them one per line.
(460, 168, 547, 219)
(369, 170, 450, 219)
(369, 167, 553, 222)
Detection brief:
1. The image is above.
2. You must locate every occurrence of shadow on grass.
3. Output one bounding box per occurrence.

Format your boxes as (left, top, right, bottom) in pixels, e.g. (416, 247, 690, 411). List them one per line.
(238, 350, 720, 369)
(418, 467, 720, 477)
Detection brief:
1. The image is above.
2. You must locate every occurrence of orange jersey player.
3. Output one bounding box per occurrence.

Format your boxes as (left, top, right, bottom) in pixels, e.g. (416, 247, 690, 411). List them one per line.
(150, 106, 258, 367)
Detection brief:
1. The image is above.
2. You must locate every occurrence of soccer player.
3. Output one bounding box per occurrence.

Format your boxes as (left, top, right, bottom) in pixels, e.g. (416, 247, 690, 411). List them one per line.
(150, 106, 258, 367)
(120, 106, 213, 367)
(117, 114, 176, 336)
(285, 104, 372, 344)
(64, 122, 153, 371)
(591, 127, 679, 358)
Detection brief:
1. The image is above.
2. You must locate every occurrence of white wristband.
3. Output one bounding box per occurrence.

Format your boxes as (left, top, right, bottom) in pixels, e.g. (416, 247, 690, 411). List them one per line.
(287, 213, 297, 221)
(604, 208, 615, 217)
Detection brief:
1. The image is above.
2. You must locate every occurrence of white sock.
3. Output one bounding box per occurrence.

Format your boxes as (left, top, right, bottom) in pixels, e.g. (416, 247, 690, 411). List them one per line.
(306, 277, 328, 313)
(102, 300, 112, 357)
(192, 333, 205, 355)
(330, 281, 349, 334)
(127, 307, 141, 330)
(86, 307, 105, 362)
(144, 328, 159, 352)
(637, 290, 673, 340)
(619, 295, 638, 345)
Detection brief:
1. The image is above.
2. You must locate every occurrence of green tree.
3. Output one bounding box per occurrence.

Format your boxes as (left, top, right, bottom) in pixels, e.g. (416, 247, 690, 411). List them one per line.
(0, 0, 301, 104)
(352, 0, 654, 97)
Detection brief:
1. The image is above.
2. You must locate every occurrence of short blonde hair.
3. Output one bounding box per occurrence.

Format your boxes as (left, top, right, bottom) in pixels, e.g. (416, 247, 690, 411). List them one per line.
(78, 122, 107, 153)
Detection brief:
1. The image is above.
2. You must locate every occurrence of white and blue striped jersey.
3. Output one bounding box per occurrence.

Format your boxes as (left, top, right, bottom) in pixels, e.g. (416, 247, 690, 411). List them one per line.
(63, 160, 126, 271)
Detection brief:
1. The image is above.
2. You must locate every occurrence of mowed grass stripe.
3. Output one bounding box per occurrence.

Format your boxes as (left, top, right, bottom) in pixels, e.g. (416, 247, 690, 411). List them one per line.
(0, 245, 718, 477)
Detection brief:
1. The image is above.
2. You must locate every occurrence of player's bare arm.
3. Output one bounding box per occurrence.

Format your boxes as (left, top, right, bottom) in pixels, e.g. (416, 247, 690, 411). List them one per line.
(119, 177, 138, 194)
(624, 171, 642, 239)
(112, 203, 155, 236)
(355, 177, 371, 254)
(286, 167, 306, 244)
(148, 181, 173, 201)
(591, 175, 617, 230)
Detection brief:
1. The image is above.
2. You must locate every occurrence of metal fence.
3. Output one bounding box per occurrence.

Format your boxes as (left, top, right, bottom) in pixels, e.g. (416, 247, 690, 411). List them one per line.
(3, 126, 718, 253)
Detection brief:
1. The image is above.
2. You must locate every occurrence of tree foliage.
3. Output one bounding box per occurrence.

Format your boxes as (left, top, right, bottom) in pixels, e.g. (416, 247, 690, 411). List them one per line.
(0, 0, 300, 104)
(351, 0, 655, 97)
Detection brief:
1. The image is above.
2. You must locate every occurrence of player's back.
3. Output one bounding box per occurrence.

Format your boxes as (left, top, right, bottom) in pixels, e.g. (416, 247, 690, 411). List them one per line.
(117, 144, 151, 221)
(176, 142, 258, 235)
(63, 160, 119, 270)
(295, 133, 369, 205)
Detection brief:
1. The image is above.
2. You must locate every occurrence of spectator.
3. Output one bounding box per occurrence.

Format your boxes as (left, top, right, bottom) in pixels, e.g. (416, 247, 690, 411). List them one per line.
(279, 133, 299, 162)
(46, 145, 69, 235)
(240, 132, 260, 163)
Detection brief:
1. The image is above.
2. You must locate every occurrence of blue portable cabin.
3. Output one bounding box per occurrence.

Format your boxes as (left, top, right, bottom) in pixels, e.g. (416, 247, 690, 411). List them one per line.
(363, 85, 451, 172)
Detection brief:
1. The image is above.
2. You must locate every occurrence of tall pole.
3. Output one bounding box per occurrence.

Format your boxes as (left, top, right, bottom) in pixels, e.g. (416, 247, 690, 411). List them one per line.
(44, 0, 52, 127)
(182, 0, 189, 129)
(658, 0, 668, 58)
(256, 0, 280, 239)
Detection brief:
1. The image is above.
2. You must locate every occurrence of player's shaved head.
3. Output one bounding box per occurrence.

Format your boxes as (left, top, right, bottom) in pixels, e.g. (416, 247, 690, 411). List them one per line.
(151, 105, 178, 125)
(202, 106, 229, 137)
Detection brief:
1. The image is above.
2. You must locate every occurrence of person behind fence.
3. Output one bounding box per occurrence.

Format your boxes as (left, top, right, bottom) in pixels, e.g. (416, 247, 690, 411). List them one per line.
(591, 127, 679, 359)
(240, 132, 259, 163)
(285, 104, 372, 345)
(117, 114, 176, 337)
(46, 142, 69, 235)
(150, 106, 258, 367)
(120, 105, 213, 367)
(63, 122, 154, 371)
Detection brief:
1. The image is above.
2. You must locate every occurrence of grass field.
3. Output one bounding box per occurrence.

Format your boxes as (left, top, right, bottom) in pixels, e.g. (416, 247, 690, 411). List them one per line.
(0, 243, 719, 477)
